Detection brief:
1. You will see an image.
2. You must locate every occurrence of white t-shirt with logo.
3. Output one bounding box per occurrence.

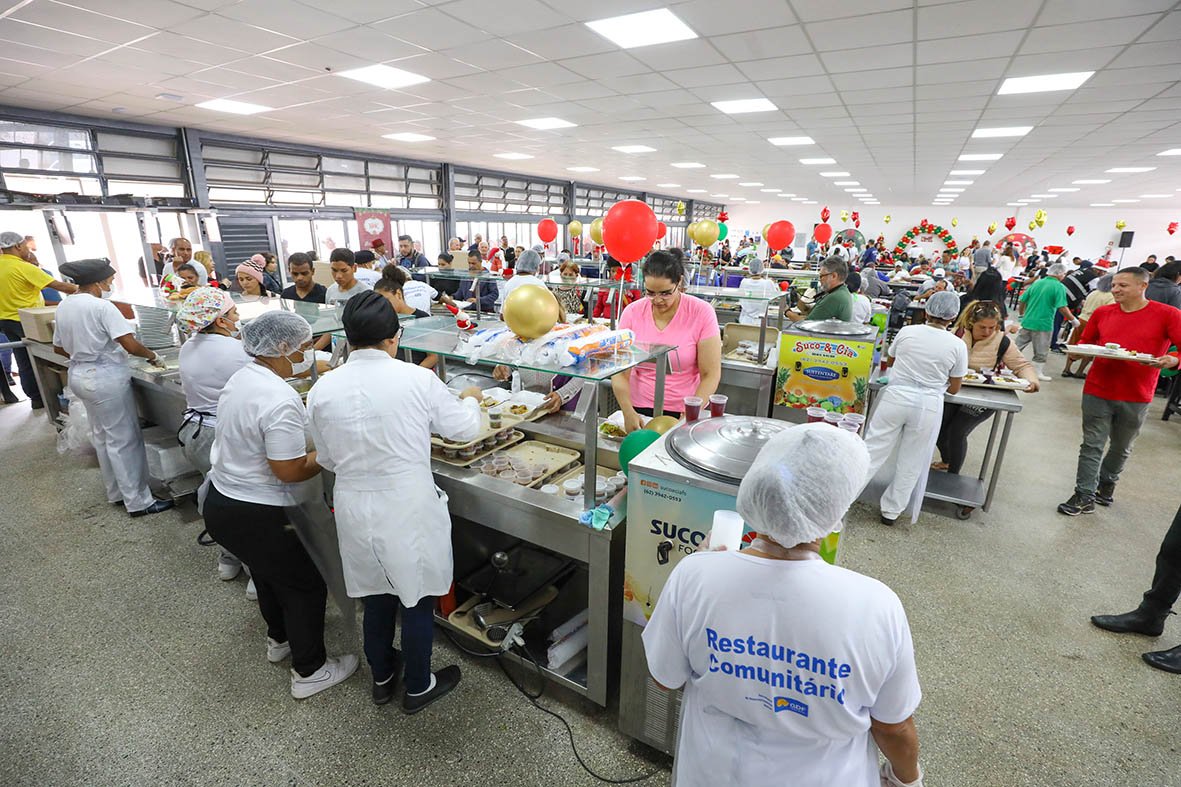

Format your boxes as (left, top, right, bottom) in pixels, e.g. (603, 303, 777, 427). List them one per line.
(178, 332, 252, 423)
(402, 279, 438, 313)
(643, 550, 921, 787)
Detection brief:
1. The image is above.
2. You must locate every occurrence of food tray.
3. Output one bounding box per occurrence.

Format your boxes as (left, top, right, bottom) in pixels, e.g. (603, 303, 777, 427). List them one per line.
(432, 408, 527, 450)
(960, 372, 1030, 391)
(722, 323, 778, 366)
(1065, 344, 1156, 363)
(547, 464, 617, 489)
(432, 429, 525, 467)
(598, 419, 626, 442)
(497, 441, 581, 488)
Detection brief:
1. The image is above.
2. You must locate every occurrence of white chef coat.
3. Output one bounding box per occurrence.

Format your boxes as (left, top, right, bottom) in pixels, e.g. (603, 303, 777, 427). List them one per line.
(178, 332, 251, 424)
(887, 324, 969, 390)
(207, 363, 310, 507)
(402, 279, 438, 313)
(52, 293, 133, 366)
(305, 349, 481, 603)
(737, 276, 781, 325)
(324, 280, 372, 304)
(643, 550, 921, 787)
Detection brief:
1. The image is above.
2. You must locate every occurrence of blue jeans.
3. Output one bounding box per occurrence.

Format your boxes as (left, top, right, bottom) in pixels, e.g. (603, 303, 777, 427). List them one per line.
(362, 594, 435, 693)
(0, 330, 12, 375)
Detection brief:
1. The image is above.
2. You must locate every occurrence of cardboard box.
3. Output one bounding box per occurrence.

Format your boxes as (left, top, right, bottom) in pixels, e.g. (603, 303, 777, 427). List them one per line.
(17, 306, 58, 343)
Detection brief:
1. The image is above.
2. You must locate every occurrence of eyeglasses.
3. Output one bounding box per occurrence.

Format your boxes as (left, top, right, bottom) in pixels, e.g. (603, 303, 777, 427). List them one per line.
(645, 287, 678, 299)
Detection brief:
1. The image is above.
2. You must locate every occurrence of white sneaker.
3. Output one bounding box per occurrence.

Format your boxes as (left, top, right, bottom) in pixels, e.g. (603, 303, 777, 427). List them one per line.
(1034, 362, 1052, 382)
(266, 637, 291, 663)
(245, 578, 257, 601)
(217, 559, 242, 581)
(291, 654, 359, 700)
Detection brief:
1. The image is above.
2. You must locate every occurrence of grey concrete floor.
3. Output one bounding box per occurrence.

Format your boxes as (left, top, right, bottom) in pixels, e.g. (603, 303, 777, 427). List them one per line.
(2, 351, 1180, 786)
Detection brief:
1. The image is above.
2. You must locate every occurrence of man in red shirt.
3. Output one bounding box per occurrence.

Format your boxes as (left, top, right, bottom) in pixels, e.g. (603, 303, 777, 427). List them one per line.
(1058, 268, 1181, 515)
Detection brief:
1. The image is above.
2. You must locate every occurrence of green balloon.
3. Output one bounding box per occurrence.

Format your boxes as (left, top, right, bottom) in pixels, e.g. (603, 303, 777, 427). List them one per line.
(718, 222, 729, 241)
(618, 429, 661, 474)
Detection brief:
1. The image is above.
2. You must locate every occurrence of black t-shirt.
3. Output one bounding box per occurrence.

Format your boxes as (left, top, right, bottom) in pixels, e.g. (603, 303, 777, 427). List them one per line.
(281, 283, 327, 304)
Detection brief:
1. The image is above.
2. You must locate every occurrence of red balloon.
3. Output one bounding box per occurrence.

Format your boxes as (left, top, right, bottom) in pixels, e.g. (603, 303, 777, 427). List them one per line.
(656, 220, 667, 240)
(537, 217, 558, 243)
(812, 223, 833, 245)
(820, 206, 831, 223)
(1066, 225, 1076, 236)
(1004, 216, 1016, 232)
(765, 220, 795, 249)
(602, 199, 659, 263)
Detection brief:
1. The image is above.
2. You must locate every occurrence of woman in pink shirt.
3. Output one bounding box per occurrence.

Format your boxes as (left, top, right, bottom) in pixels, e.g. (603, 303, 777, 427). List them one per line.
(613, 249, 722, 433)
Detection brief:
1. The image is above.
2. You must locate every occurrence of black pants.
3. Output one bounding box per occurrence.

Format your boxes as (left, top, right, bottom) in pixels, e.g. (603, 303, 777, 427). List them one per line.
(936, 403, 995, 475)
(1143, 503, 1181, 614)
(635, 406, 683, 419)
(0, 320, 41, 404)
(203, 483, 327, 677)
(362, 594, 435, 694)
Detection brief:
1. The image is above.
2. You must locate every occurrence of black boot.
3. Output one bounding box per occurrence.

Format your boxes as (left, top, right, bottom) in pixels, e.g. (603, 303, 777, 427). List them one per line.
(1091, 606, 1171, 637)
(1142, 645, 1181, 674)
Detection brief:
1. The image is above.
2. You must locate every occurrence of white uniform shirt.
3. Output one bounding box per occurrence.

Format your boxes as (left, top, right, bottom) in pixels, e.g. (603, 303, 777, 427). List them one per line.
(52, 293, 133, 367)
(851, 292, 873, 324)
(354, 267, 381, 286)
(178, 332, 251, 423)
(501, 273, 546, 308)
(306, 349, 481, 602)
(737, 276, 781, 325)
(208, 363, 309, 507)
(402, 279, 438, 313)
(324, 280, 372, 304)
(643, 551, 922, 787)
(888, 324, 969, 390)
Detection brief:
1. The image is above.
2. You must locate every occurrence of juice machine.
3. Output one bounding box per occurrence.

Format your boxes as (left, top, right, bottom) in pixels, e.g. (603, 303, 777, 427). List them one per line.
(773, 319, 878, 422)
(618, 416, 790, 753)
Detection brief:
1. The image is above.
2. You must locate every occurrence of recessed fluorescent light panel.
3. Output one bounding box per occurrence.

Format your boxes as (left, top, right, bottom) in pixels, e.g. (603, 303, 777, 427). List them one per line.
(1111, 199, 1140, 203)
(1106, 167, 1155, 173)
(338, 64, 430, 89)
(759, 188, 780, 192)
(383, 132, 435, 142)
(950, 169, 985, 175)
(1048, 188, 1079, 192)
(196, 99, 270, 115)
(1030, 194, 1058, 198)
(687, 188, 707, 193)
(671, 162, 705, 168)
(971, 126, 1032, 138)
(1140, 194, 1171, 198)
(494, 153, 533, 160)
(1090, 203, 1114, 207)
(944, 180, 974, 185)
(612, 144, 656, 153)
(738, 182, 763, 187)
(711, 98, 777, 114)
(619, 176, 646, 181)
(845, 188, 866, 192)
(710, 173, 739, 179)
(656, 183, 680, 188)
(1073, 179, 1111, 184)
(833, 181, 859, 186)
(768, 136, 814, 146)
(566, 166, 599, 172)
(799, 157, 835, 165)
(516, 117, 576, 130)
(819, 171, 850, 177)
(997, 71, 1093, 95)
(959, 153, 1003, 161)
(585, 8, 697, 49)
(1157, 149, 1181, 156)
(710, 193, 728, 197)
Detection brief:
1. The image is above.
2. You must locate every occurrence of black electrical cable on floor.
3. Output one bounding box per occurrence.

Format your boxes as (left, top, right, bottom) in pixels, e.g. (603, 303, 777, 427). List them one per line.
(441, 629, 660, 784)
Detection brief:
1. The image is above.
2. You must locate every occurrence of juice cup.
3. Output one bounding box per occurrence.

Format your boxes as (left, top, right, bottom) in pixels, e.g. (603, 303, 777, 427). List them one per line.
(823, 412, 842, 426)
(683, 396, 703, 422)
(708, 394, 728, 417)
(806, 407, 826, 423)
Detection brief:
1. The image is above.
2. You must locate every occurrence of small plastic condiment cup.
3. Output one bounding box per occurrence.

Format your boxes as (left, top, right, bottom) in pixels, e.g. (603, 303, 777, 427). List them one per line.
(514, 470, 532, 485)
(840, 422, 861, 434)
(488, 409, 503, 429)
(708, 394, 728, 417)
(683, 396, 703, 422)
(595, 478, 608, 496)
(613, 472, 627, 486)
(540, 484, 560, 495)
(562, 479, 582, 498)
(806, 407, 826, 423)
(823, 412, 843, 426)
(482, 464, 498, 476)
(498, 469, 516, 481)
(842, 413, 865, 426)
(531, 465, 545, 480)
(492, 455, 510, 469)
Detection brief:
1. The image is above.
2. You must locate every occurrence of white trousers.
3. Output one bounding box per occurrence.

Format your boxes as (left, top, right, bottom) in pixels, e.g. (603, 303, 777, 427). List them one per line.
(69, 363, 154, 512)
(862, 385, 944, 520)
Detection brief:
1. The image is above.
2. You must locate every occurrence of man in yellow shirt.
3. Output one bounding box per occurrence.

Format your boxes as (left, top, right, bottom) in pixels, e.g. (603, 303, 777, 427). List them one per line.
(0, 231, 76, 409)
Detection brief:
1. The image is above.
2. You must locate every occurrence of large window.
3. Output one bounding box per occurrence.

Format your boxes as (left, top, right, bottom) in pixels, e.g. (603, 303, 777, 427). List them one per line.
(574, 185, 640, 218)
(453, 170, 565, 216)
(692, 201, 725, 222)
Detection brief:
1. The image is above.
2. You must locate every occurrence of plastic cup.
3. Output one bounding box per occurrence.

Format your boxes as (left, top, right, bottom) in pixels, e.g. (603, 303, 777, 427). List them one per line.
(841, 413, 865, 427)
(482, 464, 498, 476)
(540, 484, 560, 495)
(498, 469, 516, 480)
(840, 422, 861, 434)
(488, 410, 503, 429)
(562, 479, 581, 498)
(823, 412, 843, 426)
(710, 510, 745, 552)
(806, 407, 826, 423)
(514, 470, 532, 485)
(492, 455, 510, 469)
(708, 394, 728, 418)
(683, 396, 703, 422)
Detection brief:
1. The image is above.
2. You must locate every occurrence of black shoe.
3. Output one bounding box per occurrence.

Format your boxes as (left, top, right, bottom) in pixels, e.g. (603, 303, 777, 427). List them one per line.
(880, 515, 897, 526)
(1091, 607, 1170, 637)
(372, 651, 403, 706)
(129, 499, 175, 517)
(402, 665, 461, 715)
(1142, 644, 1181, 674)
(111, 500, 124, 507)
(1057, 493, 1095, 516)
(1095, 482, 1115, 507)
(1061, 370, 1076, 378)
(2, 395, 18, 405)
(29, 399, 44, 410)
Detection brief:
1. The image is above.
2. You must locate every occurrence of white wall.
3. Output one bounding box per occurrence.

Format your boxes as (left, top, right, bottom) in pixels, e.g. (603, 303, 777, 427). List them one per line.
(726, 202, 1181, 267)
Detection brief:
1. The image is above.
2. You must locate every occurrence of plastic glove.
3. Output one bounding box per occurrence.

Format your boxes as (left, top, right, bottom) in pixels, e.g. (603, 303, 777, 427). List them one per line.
(880, 761, 923, 787)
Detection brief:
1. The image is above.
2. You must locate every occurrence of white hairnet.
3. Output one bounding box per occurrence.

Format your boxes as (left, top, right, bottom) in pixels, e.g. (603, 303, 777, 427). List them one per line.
(1095, 273, 1114, 293)
(241, 310, 312, 358)
(749, 256, 765, 275)
(516, 249, 542, 274)
(1048, 262, 1068, 277)
(736, 423, 870, 546)
(925, 290, 961, 321)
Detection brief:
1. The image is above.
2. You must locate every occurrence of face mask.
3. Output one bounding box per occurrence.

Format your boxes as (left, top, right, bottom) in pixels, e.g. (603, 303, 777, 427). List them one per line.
(287, 350, 314, 376)
(101, 289, 114, 299)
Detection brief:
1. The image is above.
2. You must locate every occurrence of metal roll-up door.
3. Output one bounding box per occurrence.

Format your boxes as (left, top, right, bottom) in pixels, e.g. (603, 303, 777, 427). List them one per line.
(216, 217, 275, 281)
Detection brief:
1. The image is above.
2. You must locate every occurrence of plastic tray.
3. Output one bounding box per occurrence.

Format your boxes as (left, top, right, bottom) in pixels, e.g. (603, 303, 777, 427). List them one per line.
(497, 441, 581, 488)
(548, 464, 618, 489)
(433, 429, 525, 467)
(1065, 344, 1156, 363)
(432, 408, 527, 451)
(960, 373, 1030, 391)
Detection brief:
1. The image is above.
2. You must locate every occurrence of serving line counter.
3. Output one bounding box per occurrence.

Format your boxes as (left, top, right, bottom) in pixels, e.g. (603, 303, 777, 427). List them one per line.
(865, 381, 1023, 519)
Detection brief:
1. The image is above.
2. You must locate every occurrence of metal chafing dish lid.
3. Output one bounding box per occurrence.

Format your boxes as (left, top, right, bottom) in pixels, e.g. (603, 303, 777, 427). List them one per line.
(794, 318, 876, 338)
(666, 416, 790, 484)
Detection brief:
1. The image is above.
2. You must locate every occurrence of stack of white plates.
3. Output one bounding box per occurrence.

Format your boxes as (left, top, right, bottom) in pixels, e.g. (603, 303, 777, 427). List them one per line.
(134, 306, 176, 350)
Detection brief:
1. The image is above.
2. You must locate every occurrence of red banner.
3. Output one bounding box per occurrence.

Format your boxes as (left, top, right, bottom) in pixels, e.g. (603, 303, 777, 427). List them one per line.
(355, 210, 393, 258)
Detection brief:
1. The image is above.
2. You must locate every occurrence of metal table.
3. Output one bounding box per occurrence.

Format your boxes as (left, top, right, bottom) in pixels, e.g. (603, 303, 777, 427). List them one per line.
(867, 381, 1023, 518)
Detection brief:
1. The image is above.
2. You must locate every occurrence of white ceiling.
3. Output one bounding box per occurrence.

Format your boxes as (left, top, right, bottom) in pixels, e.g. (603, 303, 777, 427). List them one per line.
(0, 0, 1179, 209)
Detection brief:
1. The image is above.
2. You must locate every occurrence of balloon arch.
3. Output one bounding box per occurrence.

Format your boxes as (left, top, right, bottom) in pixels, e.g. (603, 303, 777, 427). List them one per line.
(892, 220, 959, 256)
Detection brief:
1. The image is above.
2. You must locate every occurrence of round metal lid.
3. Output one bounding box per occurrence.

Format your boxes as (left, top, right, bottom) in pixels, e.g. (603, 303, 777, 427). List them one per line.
(794, 318, 877, 338)
(666, 416, 790, 484)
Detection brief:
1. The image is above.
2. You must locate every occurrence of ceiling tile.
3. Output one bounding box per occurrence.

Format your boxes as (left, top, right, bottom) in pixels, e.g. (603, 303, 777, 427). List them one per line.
(712, 25, 811, 60)
(1038, 0, 1175, 25)
(0, 20, 112, 57)
(918, 0, 1039, 39)
(734, 53, 825, 82)
(755, 74, 834, 98)
(1005, 46, 1125, 76)
(790, 0, 912, 22)
(559, 52, 648, 80)
(438, 40, 541, 71)
(664, 63, 748, 89)
(216, 0, 356, 39)
(295, 0, 420, 24)
(11, 1, 152, 43)
(65, 0, 208, 28)
(674, 0, 797, 35)
(807, 9, 913, 50)
(629, 39, 727, 71)
(821, 44, 912, 73)
(916, 31, 1019, 65)
(1138, 10, 1181, 43)
(372, 8, 487, 49)
(174, 13, 298, 51)
(1021, 15, 1164, 53)
(134, 31, 249, 63)
(444, 0, 570, 36)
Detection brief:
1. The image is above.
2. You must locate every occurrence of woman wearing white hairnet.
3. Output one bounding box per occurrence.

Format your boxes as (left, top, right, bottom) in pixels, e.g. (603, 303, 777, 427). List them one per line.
(643, 424, 924, 787)
(203, 310, 358, 700)
(499, 248, 546, 312)
(737, 256, 780, 325)
(863, 289, 968, 525)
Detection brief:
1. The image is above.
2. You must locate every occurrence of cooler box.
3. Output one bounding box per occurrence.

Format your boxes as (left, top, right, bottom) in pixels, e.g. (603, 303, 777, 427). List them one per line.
(18, 306, 58, 343)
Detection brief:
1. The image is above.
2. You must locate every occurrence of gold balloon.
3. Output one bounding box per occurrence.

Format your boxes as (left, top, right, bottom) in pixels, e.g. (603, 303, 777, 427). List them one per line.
(1116, 219, 1127, 230)
(694, 219, 720, 245)
(687, 221, 700, 244)
(676, 200, 686, 216)
(589, 217, 605, 244)
(951, 217, 959, 227)
(883, 215, 892, 224)
(568, 220, 583, 238)
(1028, 220, 1037, 231)
(503, 284, 560, 340)
(839, 210, 849, 224)
(646, 415, 679, 434)
(762, 223, 771, 239)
